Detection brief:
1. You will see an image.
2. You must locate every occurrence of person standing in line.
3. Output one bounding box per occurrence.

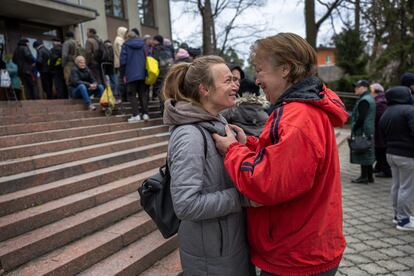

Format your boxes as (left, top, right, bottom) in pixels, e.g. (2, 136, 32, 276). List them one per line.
(379, 86, 414, 231)
(400, 72, 414, 104)
(85, 28, 103, 85)
(213, 33, 348, 276)
(49, 38, 68, 99)
(113, 26, 127, 101)
(62, 31, 79, 86)
(163, 55, 254, 276)
(153, 34, 174, 115)
(33, 40, 54, 99)
(12, 38, 37, 99)
(120, 30, 148, 123)
(370, 83, 391, 178)
(350, 80, 376, 184)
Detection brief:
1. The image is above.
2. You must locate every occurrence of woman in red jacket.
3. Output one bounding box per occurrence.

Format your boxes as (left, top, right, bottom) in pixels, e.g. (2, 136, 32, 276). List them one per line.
(213, 33, 349, 276)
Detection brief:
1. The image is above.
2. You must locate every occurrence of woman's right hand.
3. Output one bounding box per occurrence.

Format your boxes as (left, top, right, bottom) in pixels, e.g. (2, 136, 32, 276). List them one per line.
(228, 124, 247, 144)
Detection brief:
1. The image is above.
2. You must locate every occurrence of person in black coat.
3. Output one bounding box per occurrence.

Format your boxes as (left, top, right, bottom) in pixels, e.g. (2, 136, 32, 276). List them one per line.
(69, 56, 103, 110)
(33, 40, 54, 99)
(12, 38, 38, 99)
(49, 38, 68, 99)
(379, 86, 414, 231)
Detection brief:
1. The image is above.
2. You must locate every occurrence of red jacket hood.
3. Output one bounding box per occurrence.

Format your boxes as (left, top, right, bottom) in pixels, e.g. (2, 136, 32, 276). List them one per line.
(275, 77, 349, 128)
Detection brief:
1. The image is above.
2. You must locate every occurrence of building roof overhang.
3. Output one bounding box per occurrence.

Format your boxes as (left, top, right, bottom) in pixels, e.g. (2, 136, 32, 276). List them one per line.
(0, 0, 98, 26)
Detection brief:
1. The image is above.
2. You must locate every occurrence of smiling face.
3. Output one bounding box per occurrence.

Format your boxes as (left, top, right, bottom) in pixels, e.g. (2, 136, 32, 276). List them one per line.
(201, 63, 238, 115)
(254, 57, 291, 104)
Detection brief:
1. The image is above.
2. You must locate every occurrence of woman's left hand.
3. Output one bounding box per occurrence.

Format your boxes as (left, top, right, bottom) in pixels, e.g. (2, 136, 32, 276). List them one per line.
(213, 125, 238, 155)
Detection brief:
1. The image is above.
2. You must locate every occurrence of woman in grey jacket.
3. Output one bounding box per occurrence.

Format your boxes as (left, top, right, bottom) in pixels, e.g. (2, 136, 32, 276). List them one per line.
(162, 55, 253, 275)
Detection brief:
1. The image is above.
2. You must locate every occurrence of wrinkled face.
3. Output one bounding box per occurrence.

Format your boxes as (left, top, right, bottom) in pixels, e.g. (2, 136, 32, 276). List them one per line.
(254, 57, 291, 104)
(205, 63, 238, 113)
(76, 57, 86, 69)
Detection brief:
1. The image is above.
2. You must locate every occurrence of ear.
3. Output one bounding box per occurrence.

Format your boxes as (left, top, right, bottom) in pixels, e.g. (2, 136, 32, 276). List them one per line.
(281, 64, 291, 78)
(198, 83, 209, 96)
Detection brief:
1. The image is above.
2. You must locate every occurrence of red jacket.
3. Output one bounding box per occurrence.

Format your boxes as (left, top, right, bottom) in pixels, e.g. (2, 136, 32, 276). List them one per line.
(224, 78, 348, 276)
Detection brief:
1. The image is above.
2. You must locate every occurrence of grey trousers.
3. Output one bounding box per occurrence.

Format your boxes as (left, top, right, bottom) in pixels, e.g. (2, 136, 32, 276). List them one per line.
(386, 154, 414, 220)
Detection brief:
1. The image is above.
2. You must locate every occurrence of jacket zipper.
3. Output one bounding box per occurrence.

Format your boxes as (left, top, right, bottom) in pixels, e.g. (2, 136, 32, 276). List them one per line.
(218, 219, 223, 256)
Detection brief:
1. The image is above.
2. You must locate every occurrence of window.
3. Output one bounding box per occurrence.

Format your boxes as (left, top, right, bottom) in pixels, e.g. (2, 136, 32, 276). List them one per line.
(105, 0, 126, 19)
(137, 0, 155, 27)
(325, 55, 332, 64)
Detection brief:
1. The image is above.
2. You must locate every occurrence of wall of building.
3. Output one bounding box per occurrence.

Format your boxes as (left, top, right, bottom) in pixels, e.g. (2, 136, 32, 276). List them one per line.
(155, 0, 172, 39)
(317, 48, 336, 66)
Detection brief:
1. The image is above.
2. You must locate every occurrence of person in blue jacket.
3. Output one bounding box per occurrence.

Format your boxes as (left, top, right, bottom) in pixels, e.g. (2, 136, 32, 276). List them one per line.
(120, 30, 148, 123)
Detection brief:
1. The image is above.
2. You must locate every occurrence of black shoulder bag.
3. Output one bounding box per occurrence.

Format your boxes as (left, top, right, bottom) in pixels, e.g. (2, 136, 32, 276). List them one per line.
(137, 124, 208, 238)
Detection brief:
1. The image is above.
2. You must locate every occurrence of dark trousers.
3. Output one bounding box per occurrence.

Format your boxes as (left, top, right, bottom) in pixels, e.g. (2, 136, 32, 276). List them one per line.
(127, 80, 148, 116)
(260, 266, 338, 276)
(40, 72, 54, 99)
(374, 147, 391, 175)
(153, 77, 164, 115)
(20, 73, 38, 100)
(89, 63, 103, 85)
(361, 165, 374, 182)
(53, 69, 68, 99)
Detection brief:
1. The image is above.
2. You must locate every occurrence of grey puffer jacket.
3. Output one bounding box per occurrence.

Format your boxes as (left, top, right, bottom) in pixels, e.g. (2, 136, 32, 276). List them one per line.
(163, 99, 251, 276)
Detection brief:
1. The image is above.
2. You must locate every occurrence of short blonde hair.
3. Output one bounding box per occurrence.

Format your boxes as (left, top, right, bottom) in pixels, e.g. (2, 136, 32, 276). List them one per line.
(162, 55, 225, 104)
(251, 33, 317, 83)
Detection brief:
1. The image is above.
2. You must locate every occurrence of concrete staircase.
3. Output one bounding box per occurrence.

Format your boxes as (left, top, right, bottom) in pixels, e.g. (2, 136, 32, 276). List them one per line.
(0, 99, 182, 275)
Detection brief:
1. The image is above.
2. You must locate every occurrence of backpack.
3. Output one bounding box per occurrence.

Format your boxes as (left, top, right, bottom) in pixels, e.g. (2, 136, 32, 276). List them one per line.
(101, 43, 113, 63)
(137, 124, 208, 238)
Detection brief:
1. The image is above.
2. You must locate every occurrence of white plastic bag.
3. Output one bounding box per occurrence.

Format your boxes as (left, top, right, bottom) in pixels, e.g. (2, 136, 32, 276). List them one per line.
(0, 69, 11, 88)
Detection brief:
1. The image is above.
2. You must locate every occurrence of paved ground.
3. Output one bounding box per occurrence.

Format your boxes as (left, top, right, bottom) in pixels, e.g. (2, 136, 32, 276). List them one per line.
(337, 132, 414, 276)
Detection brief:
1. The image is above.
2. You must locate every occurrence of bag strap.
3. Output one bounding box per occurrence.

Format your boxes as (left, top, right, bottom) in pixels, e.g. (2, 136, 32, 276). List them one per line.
(192, 124, 208, 157)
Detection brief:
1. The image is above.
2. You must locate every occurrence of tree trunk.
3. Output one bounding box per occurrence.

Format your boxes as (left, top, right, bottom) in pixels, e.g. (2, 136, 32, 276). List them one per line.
(305, 0, 317, 49)
(200, 0, 215, 55)
(355, 0, 360, 34)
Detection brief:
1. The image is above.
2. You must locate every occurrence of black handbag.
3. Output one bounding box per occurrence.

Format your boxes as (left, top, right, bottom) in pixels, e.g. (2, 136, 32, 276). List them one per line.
(348, 134, 372, 154)
(137, 124, 208, 238)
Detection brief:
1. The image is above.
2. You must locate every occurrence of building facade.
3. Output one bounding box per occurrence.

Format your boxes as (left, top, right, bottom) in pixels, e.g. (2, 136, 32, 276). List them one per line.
(0, 0, 172, 56)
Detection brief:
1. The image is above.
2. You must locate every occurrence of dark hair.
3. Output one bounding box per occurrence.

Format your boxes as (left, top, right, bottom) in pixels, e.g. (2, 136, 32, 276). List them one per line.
(238, 78, 260, 97)
(163, 55, 225, 104)
(131, 28, 140, 37)
(153, 35, 164, 45)
(251, 32, 317, 83)
(88, 28, 97, 35)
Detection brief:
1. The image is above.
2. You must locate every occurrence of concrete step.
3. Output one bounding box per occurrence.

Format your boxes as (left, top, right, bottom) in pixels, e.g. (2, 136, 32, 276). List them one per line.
(0, 192, 144, 272)
(0, 141, 168, 195)
(0, 132, 169, 177)
(0, 111, 162, 136)
(0, 153, 165, 217)
(0, 102, 87, 117)
(0, 99, 82, 107)
(78, 231, 178, 276)
(0, 118, 163, 148)
(0, 105, 161, 126)
(0, 124, 168, 161)
(140, 249, 182, 276)
(5, 212, 158, 276)
(0, 169, 156, 242)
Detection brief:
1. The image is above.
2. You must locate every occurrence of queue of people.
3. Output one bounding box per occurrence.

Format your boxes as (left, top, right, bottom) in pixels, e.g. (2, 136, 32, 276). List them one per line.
(349, 75, 414, 231)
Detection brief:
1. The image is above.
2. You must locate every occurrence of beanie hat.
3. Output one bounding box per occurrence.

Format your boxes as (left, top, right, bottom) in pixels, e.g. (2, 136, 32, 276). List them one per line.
(401, 72, 414, 87)
(32, 40, 43, 49)
(175, 48, 190, 60)
(153, 35, 164, 45)
(370, 83, 384, 93)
